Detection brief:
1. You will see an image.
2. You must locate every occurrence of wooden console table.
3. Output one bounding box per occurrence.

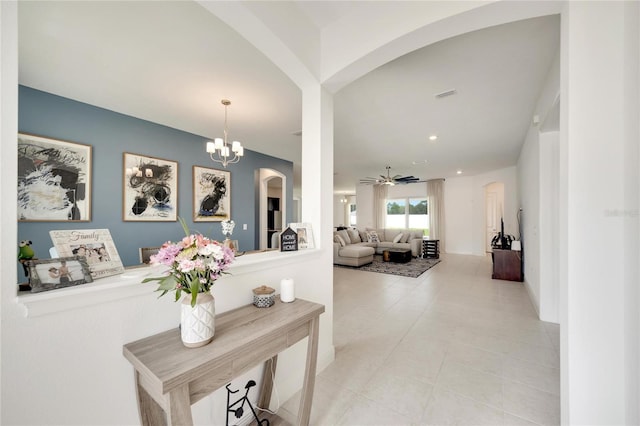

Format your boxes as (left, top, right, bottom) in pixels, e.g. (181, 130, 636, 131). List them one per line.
(123, 298, 324, 426)
(492, 249, 523, 282)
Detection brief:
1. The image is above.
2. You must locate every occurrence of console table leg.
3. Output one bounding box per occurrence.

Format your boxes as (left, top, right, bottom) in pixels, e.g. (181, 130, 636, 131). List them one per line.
(165, 384, 193, 426)
(258, 355, 278, 411)
(297, 317, 320, 426)
(135, 372, 166, 426)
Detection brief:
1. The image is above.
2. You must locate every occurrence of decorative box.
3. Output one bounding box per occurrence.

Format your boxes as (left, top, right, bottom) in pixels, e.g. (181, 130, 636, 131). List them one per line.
(252, 285, 275, 308)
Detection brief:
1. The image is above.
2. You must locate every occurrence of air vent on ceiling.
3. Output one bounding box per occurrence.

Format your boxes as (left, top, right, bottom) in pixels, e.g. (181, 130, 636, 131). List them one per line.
(435, 89, 457, 99)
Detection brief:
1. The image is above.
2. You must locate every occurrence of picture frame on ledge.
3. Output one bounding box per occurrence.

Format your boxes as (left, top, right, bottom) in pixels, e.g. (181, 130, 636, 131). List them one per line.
(123, 152, 178, 222)
(49, 229, 125, 280)
(289, 223, 315, 249)
(27, 256, 93, 293)
(17, 133, 92, 222)
(192, 165, 231, 222)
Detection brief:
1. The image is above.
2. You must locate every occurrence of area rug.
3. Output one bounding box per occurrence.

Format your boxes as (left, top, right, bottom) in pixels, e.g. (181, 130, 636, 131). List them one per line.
(336, 255, 441, 278)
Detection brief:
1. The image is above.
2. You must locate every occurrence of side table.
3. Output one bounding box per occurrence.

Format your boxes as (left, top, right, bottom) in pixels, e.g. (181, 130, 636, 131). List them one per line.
(422, 239, 440, 259)
(123, 298, 324, 426)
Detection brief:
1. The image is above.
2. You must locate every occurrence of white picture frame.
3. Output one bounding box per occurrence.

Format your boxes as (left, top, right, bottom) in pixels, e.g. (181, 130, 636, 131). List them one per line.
(49, 229, 125, 279)
(288, 222, 315, 249)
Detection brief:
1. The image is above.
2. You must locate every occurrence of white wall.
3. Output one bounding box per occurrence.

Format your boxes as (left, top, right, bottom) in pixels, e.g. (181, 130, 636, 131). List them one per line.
(445, 167, 518, 256)
(517, 45, 560, 323)
(623, 3, 640, 423)
(444, 176, 474, 254)
(355, 184, 374, 229)
(538, 131, 559, 323)
(560, 2, 639, 423)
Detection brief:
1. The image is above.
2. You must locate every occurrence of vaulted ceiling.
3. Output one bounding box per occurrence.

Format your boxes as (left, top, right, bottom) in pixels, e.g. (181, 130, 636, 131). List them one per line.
(18, 1, 560, 195)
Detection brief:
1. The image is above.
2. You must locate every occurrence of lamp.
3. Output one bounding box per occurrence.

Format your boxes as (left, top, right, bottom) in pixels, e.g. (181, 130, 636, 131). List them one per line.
(206, 99, 244, 168)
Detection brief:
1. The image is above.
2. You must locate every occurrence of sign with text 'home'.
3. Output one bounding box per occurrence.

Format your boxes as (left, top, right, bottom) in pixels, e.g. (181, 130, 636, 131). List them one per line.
(280, 227, 298, 252)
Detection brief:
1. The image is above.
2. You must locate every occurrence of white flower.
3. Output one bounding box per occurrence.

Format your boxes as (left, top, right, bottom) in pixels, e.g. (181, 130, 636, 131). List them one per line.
(198, 243, 216, 256)
(221, 220, 235, 236)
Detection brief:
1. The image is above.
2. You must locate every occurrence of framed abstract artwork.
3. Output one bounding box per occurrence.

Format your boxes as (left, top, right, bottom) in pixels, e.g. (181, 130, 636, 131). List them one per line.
(123, 152, 178, 221)
(192, 166, 230, 222)
(17, 133, 92, 222)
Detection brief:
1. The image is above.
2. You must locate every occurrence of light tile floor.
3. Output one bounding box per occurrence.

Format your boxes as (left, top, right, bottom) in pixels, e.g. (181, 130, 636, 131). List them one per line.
(277, 253, 560, 425)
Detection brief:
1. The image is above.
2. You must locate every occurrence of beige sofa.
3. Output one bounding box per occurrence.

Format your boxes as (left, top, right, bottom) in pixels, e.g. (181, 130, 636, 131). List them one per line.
(333, 228, 425, 267)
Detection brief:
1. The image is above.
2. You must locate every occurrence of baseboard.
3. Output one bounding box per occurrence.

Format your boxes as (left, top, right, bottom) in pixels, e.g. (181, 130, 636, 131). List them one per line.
(523, 278, 541, 319)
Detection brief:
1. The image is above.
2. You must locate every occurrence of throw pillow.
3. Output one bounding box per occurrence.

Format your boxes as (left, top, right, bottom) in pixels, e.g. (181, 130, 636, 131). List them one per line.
(393, 233, 403, 243)
(334, 234, 347, 247)
(347, 229, 361, 244)
(367, 230, 380, 243)
(401, 232, 411, 243)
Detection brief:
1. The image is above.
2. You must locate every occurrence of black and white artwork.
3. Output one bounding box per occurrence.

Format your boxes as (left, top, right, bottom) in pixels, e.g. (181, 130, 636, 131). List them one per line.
(18, 133, 92, 222)
(123, 153, 178, 221)
(193, 166, 230, 222)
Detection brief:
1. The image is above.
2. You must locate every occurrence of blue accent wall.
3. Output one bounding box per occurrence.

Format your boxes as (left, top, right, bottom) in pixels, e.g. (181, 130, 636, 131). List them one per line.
(17, 86, 293, 278)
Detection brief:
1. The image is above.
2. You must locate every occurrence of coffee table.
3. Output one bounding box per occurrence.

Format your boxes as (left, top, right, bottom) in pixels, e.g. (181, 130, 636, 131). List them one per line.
(383, 248, 412, 263)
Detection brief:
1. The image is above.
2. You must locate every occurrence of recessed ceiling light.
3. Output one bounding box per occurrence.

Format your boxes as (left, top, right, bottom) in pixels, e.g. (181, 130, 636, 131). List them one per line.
(435, 88, 457, 98)
(429, 135, 438, 141)
(412, 160, 428, 165)
(457, 170, 462, 175)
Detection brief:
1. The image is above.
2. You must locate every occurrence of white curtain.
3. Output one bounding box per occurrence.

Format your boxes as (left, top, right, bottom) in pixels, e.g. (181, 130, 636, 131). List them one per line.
(373, 184, 388, 229)
(426, 179, 445, 251)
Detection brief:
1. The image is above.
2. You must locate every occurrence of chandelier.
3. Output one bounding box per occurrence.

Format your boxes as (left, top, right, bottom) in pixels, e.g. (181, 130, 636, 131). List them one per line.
(206, 99, 244, 168)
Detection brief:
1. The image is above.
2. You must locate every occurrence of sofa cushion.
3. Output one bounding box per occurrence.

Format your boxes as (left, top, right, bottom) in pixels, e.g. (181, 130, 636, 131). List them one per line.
(335, 229, 350, 244)
(339, 245, 375, 258)
(393, 233, 403, 243)
(334, 234, 347, 247)
(347, 228, 361, 244)
(366, 230, 380, 243)
(400, 232, 411, 243)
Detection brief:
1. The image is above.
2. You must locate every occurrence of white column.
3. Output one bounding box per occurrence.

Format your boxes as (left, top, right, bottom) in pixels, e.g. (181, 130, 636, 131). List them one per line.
(301, 85, 333, 252)
(560, 2, 638, 423)
(0, 1, 19, 421)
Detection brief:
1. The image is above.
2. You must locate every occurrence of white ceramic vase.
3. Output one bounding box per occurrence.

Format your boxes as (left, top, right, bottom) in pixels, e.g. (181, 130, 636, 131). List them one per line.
(180, 292, 215, 348)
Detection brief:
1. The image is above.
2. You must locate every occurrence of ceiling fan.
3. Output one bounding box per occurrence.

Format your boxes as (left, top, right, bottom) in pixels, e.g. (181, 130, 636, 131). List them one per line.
(359, 166, 421, 186)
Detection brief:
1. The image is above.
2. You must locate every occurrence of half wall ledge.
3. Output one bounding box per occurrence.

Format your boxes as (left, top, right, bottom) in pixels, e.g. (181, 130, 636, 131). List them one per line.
(16, 249, 321, 318)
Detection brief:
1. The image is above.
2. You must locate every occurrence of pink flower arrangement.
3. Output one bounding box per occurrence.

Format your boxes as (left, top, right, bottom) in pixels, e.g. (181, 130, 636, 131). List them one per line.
(143, 224, 234, 307)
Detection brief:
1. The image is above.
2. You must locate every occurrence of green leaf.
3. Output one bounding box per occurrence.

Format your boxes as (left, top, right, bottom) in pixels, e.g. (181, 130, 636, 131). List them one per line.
(175, 288, 182, 302)
(178, 216, 190, 238)
(142, 276, 163, 283)
(190, 290, 198, 307)
(157, 275, 177, 291)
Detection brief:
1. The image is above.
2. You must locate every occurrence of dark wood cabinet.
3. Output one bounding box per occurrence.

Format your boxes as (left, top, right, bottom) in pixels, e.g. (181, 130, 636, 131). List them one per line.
(492, 249, 523, 282)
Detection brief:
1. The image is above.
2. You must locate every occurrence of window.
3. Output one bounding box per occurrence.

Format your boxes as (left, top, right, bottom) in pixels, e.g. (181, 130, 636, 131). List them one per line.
(349, 204, 357, 226)
(386, 197, 429, 234)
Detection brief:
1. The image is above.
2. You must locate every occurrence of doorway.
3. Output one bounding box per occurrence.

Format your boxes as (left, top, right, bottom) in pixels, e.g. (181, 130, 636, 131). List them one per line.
(256, 168, 286, 250)
(485, 182, 504, 252)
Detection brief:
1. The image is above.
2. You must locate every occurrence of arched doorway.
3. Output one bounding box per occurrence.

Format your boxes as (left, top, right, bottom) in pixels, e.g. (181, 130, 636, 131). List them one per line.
(256, 168, 287, 250)
(485, 181, 504, 252)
